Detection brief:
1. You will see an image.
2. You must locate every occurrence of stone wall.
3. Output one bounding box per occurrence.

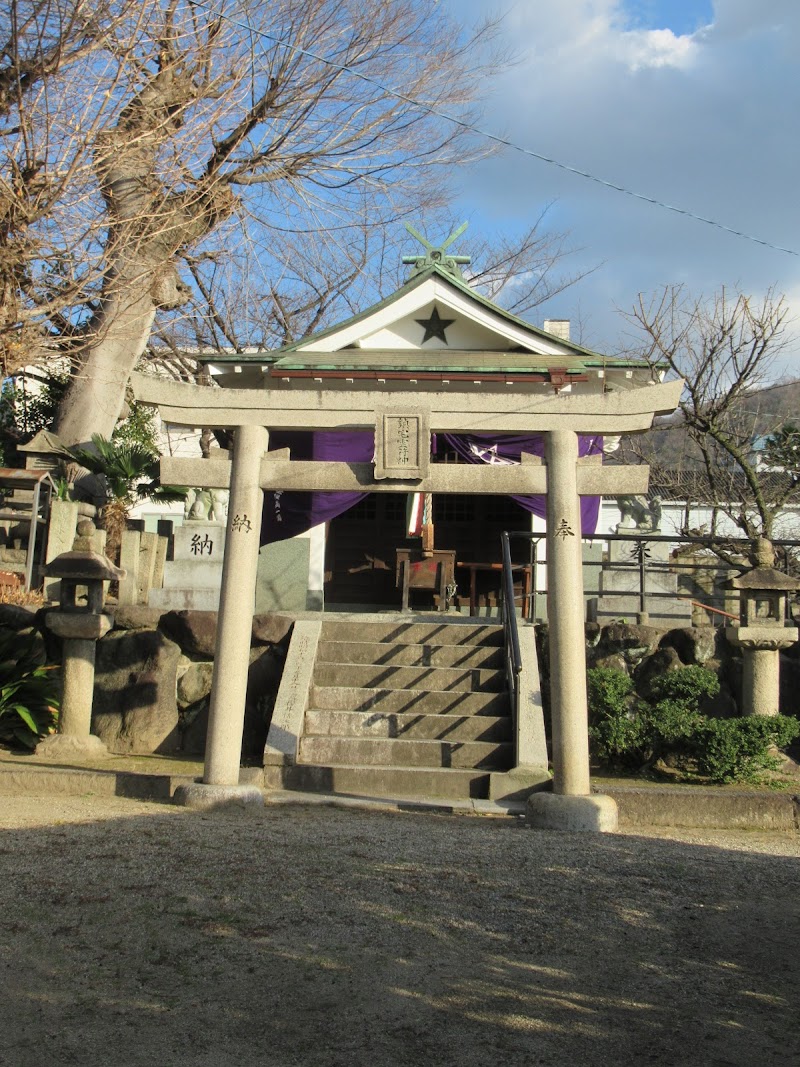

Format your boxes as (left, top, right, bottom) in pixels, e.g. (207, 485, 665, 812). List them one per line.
(536, 621, 800, 721)
(4, 605, 799, 758)
(0, 604, 292, 759)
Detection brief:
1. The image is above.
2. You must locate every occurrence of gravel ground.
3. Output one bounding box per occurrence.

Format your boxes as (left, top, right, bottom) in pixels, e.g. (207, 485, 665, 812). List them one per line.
(0, 794, 798, 1067)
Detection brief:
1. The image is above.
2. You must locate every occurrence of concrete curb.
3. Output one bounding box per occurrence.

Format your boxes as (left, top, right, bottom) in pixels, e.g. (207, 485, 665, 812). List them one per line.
(0, 760, 797, 830)
(0, 762, 261, 802)
(598, 783, 800, 831)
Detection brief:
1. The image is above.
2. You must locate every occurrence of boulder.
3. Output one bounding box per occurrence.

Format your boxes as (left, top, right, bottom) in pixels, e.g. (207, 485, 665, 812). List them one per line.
(660, 626, 718, 665)
(251, 613, 293, 648)
(111, 605, 166, 632)
(633, 645, 684, 693)
(177, 660, 214, 708)
(178, 700, 210, 756)
(159, 610, 218, 657)
(591, 653, 627, 673)
(92, 630, 182, 753)
(597, 623, 662, 664)
(242, 647, 285, 755)
(0, 604, 37, 631)
(178, 648, 283, 758)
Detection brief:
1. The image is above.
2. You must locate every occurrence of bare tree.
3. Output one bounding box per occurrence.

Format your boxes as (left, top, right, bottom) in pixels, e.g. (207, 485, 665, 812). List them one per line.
(153, 203, 596, 359)
(2, 0, 513, 444)
(622, 284, 798, 560)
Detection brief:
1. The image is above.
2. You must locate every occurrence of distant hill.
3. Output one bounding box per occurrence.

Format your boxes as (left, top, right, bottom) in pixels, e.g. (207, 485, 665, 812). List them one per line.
(619, 378, 800, 476)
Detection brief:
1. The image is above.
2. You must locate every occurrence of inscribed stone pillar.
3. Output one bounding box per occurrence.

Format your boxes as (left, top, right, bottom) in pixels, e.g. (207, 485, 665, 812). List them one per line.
(527, 429, 617, 831)
(544, 429, 591, 797)
(203, 425, 269, 786)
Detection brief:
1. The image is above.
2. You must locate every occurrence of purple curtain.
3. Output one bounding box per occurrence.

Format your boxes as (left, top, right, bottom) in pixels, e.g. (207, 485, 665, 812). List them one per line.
(439, 433, 602, 535)
(261, 430, 373, 543)
(261, 430, 603, 543)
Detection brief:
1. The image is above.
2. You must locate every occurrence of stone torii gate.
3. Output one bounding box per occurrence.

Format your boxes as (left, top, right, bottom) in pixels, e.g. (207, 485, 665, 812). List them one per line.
(132, 371, 682, 830)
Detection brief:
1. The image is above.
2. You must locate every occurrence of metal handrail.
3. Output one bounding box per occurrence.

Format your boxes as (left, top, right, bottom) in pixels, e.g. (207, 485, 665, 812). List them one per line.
(500, 531, 522, 728)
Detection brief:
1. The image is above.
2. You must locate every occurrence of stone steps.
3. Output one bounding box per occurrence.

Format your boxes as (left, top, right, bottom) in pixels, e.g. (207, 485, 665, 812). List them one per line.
(319, 620, 503, 646)
(268, 618, 514, 801)
(309, 685, 509, 716)
(316, 639, 503, 670)
(300, 736, 513, 769)
(305, 709, 512, 742)
(263, 763, 494, 801)
(313, 662, 506, 693)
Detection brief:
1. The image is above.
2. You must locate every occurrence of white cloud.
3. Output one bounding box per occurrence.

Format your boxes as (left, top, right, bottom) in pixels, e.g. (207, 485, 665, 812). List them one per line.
(619, 27, 698, 71)
(444, 0, 800, 369)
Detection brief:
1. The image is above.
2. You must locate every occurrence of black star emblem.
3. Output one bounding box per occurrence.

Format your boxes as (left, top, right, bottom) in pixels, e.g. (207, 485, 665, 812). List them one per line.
(415, 305, 455, 344)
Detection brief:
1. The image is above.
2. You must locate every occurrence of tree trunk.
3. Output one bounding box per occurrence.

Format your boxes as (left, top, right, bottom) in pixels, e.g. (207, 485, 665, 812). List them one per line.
(55, 265, 158, 445)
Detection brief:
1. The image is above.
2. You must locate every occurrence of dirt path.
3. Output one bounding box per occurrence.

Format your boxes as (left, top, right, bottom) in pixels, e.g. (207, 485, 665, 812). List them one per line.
(0, 794, 798, 1066)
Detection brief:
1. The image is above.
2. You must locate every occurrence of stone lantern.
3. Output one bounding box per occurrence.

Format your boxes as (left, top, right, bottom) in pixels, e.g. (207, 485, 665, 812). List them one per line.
(35, 519, 125, 759)
(724, 538, 800, 717)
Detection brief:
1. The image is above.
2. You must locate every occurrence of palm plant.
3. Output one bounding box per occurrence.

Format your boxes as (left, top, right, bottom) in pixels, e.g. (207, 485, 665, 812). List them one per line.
(0, 631, 59, 749)
(64, 435, 183, 560)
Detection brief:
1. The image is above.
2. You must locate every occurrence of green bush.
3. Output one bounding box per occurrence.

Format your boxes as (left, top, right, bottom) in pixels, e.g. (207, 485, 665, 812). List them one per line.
(587, 666, 633, 715)
(0, 630, 59, 749)
(692, 715, 799, 784)
(587, 667, 647, 768)
(587, 664, 798, 784)
(645, 664, 720, 706)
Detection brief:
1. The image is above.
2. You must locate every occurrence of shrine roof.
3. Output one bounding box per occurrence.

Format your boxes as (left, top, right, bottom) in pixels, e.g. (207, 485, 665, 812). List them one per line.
(197, 263, 653, 370)
(268, 350, 590, 373)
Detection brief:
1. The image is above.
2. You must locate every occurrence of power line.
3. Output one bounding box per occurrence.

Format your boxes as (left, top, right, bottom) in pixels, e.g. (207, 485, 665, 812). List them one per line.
(195, 0, 800, 259)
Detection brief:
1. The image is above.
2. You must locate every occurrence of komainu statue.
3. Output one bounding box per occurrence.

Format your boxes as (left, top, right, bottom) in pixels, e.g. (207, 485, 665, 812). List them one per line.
(615, 494, 662, 533)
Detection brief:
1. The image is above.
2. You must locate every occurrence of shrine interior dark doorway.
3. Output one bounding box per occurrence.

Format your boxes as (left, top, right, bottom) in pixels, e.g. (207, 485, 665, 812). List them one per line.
(323, 493, 532, 611)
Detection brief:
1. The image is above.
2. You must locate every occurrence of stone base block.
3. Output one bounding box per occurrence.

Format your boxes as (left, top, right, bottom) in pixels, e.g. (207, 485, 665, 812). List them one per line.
(526, 791, 618, 833)
(148, 588, 221, 612)
(173, 782, 265, 811)
(35, 733, 110, 760)
(489, 766, 551, 803)
(587, 595, 693, 626)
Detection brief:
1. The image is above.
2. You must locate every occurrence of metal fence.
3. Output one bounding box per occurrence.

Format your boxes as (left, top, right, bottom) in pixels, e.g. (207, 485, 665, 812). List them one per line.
(505, 531, 800, 626)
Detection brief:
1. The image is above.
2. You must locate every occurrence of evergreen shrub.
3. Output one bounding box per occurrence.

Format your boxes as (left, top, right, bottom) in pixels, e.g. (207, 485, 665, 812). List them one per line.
(587, 664, 798, 784)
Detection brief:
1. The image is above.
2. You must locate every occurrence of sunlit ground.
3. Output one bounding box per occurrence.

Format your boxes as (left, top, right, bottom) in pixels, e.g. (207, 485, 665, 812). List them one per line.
(0, 795, 797, 1067)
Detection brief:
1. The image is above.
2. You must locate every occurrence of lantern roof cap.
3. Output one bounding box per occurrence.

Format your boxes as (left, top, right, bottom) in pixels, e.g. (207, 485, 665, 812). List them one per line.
(43, 550, 125, 583)
(723, 566, 800, 592)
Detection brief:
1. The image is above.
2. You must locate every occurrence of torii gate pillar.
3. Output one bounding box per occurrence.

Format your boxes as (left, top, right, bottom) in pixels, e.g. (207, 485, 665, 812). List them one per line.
(174, 424, 269, 810)
(527, 429, 618, 832)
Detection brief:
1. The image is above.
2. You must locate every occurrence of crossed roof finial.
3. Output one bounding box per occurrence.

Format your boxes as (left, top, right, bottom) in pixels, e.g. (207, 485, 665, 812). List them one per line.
(402, 221, 471, 278)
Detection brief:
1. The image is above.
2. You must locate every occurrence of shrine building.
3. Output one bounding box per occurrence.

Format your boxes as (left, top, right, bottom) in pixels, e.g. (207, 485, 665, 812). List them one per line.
(190, 227, 662, 616)
(133, 226, 680, 828)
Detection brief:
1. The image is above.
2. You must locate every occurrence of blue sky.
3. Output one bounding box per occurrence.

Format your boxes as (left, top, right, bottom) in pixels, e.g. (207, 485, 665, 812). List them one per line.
(625, 1, 714, 35)
(436, 1, 800, 370)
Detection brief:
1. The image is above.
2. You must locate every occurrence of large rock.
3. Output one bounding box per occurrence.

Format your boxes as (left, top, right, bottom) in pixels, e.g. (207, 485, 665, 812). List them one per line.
(179, 646, 285, 758)
(159, 610, 218, 657)
(251, 613, 293, 648)
(591, 653, 627, 674)
(177, 660, 214, 708)
(598, 622, 662, 662)
(111, 605, 166, 632)
(660, 626, 718, 665)
(633, 645, 684, 693)
(92, 630, 182, 753)
(0, 604, 37, 631)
